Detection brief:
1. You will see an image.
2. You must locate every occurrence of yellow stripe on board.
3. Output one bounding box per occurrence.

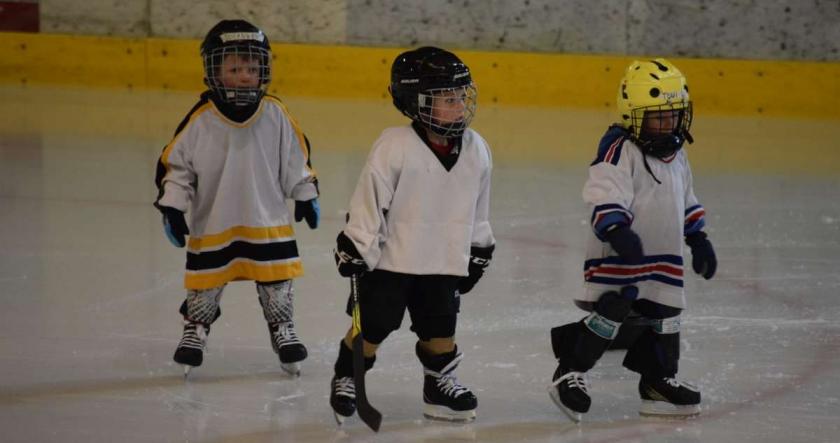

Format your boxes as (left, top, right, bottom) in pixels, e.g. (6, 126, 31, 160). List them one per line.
(1, 31, 838, 118)
(185, 259, 303, 290)
(187, 225, 296, 251)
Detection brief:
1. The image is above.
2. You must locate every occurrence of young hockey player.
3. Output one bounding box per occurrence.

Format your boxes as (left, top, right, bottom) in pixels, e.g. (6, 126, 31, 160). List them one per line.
(329, 47, 495, 424)
(548, 59, 717, 422)
(154, 19, 319, 376)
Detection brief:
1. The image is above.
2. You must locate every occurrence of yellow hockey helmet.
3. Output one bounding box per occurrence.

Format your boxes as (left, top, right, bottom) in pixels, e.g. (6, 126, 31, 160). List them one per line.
(616, 58, 693, 156)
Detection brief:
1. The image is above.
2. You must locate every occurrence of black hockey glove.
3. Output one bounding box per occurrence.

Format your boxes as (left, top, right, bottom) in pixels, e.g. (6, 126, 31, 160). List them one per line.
(604, 225, 644, 264)
(294, 198, 320, 229)
(457, 244, 495, 294)
(159, 206, 189, 248)
(685, 231, 717, 279)
(334, 231, 367, 277)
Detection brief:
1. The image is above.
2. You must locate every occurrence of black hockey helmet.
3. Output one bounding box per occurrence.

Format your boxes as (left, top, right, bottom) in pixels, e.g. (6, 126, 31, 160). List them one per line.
(390, 46, 477, 137)
(201, 19, 272, 107)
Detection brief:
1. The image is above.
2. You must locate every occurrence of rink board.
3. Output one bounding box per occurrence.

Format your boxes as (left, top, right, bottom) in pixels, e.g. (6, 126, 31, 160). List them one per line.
(1, 31, 838, 119)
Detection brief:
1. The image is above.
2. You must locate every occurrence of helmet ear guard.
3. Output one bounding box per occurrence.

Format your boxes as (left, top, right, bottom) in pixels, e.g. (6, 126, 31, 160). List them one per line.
(617, 59, 693, 157)
(389, 46, 442, 121)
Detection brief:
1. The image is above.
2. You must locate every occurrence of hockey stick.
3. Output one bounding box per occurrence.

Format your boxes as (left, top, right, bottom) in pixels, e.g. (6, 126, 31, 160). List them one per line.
(350, 274, 383, 432)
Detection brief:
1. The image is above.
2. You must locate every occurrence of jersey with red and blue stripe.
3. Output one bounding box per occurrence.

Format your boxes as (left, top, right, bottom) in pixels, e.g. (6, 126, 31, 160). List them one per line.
(579, 125, 707, 308)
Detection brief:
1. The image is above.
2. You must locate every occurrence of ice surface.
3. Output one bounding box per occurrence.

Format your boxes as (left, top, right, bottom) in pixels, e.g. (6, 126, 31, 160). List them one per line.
(0, 86, 838, 442)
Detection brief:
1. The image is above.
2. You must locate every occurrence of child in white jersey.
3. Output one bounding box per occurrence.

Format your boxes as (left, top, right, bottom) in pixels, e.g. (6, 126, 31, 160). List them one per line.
(329, 47, 495, 424)
(154, 20, 319, 376)
(547, 59, 718, 422)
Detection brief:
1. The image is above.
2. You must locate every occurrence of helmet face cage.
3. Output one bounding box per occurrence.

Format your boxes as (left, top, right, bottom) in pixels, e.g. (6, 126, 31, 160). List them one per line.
(203, 43, 271, 106)
(631, 102, 692, 140)
(417, 84, 477, 138)
(631, 102, 693, 157)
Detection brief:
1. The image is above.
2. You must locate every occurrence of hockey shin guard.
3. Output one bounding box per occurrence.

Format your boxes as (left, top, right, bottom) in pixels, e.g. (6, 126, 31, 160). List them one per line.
(180, 286, 224, 325)
(256, 280, 294, 324)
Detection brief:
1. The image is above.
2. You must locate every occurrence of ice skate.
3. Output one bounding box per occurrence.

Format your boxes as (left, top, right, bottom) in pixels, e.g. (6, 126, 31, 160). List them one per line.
(548, 366, 590, 423)
(421, 354, 477, 423)
(638, 376, 701, 417)
(330, 375, 356, 425)
(173, 320, 209, 377)
(268, 321, 307, 376)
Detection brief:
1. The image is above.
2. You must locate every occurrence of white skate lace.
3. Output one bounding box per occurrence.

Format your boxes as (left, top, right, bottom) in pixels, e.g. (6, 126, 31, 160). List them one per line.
(272, 322, 302, 349)
(552, 371, 589, 394)
(334, 376, 356, 399)
(423, 352, 472, 399)
(179, 322, 208, 350)
(435, 372, 471, 398)
(662, 377, 698, 391)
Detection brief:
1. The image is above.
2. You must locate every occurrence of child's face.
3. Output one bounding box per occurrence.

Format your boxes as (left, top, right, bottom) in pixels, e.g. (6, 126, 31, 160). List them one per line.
(641, 109, 679, 134)
(430, 88, 469, 124)
(219, 53, 261, 89)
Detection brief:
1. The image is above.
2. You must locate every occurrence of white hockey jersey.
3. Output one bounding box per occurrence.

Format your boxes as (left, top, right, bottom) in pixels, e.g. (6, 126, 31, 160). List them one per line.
(580, 126, 707, 308)
(155, 94, 317, 290)
(344, 125, 495, 276)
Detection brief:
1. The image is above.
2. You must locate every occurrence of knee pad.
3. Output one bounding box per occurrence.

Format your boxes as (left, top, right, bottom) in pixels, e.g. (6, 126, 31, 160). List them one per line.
(180, 286, 224, 325)
(357, 321, 395, 345)
(355, 306, 400, 345)
(256, 280, 293, 325)
(412, 315, 457, 341)
(584, 286, 638, 340)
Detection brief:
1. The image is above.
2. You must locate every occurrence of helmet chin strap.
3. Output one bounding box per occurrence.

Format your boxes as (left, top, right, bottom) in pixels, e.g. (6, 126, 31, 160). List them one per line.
(636, 130, 693, 185)
(640, 134, 684, 159)
(638, 127, 693, 159)
(208, 92, 260, 123)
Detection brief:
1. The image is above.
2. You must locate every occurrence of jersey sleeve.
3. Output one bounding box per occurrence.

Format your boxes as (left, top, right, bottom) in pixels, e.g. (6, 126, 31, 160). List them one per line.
(278, 110, 318, 201)
(582, 130, 635, 241)
(154, 129, 196, 212)
(682, 156, 706, 236)
(471, 138, 495, 248)
(343, 136, 398, 269)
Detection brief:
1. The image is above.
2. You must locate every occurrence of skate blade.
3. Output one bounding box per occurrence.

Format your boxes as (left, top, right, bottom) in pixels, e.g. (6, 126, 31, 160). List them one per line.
(333, 411, 346, 426)
(280, 362, 301, 377)
(639, 400, 700, 418)
(423, 404, 476, 423)
(182, 365, 194, 379)
(548, 386, 583, 423)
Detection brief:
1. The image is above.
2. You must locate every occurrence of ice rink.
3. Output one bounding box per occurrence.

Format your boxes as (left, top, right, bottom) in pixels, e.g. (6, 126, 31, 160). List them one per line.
(1, 86, 839, 443)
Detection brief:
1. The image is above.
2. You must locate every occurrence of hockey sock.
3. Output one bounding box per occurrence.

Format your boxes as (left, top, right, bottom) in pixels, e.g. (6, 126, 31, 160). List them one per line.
(553, 288, 636, 371)
(334, 340, 374, 377)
